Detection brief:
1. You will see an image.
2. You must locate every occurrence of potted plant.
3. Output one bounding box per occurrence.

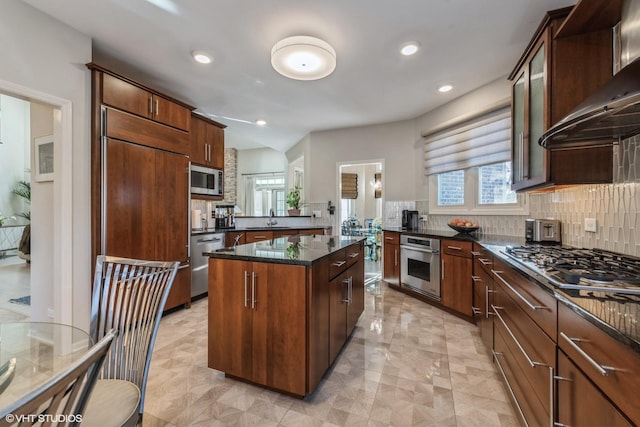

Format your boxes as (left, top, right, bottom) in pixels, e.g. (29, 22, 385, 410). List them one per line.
(286, 186, 302, 216)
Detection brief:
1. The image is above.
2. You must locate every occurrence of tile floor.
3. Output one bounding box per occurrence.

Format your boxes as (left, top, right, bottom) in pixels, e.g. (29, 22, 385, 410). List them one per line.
(143, 268, 519, 426)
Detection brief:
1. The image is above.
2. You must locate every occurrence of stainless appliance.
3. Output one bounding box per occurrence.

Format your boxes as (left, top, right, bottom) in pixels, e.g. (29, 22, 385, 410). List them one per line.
(190, 164, 223, 196)
(503, 245, 640, 295)
(400, 235, 441, 298)
(190, 232, 225, 298)
(540, 0, 640, 149)
(525, 218, 561, 243)
(402, 210, 419, 230)
(214, 204, 235, 229)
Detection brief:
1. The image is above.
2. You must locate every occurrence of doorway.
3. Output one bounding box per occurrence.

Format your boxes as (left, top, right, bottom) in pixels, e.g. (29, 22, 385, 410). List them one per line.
(337, 160, 384, 286)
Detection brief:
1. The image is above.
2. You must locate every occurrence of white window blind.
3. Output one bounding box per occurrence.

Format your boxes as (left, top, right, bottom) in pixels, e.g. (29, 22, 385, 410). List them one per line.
(423, 107, 511, 176)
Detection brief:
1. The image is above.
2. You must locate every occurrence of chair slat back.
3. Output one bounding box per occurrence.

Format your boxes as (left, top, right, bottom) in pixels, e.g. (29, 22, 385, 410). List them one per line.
(90, 256, 178, 415)
(0, 330, 116, 427)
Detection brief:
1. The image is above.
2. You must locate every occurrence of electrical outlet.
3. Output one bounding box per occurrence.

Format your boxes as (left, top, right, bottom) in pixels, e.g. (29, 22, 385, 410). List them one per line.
(313, 210, 321, 218)
(584, 218, 597, 233)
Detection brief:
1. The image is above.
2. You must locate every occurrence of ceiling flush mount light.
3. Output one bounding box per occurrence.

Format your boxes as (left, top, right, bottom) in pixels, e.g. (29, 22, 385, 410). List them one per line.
(438, 84, 453, 93)
(192, 51, 212, 64)
(400, 41, 420, 56)
(271, 36, 336, 81)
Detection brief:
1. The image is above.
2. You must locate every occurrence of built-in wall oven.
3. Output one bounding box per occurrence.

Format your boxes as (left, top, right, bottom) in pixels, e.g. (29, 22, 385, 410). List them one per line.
(400, 235, 441, 299)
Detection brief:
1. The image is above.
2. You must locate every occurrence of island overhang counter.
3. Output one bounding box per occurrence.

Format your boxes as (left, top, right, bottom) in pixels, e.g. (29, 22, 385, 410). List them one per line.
(206, 234, 365, 397)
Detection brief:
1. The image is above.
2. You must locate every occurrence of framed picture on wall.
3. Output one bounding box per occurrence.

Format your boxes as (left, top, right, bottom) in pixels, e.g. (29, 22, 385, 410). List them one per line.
(35, 134, 54, 182)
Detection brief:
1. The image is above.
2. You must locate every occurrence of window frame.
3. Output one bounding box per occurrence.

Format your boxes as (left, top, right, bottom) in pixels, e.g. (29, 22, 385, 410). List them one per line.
(428, 162, 529, 216)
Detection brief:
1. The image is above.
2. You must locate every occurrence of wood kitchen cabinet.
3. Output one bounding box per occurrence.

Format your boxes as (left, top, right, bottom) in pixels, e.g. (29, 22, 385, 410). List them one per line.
(471, 243, 494, 349)
(509, 7, 613, 191)
(208, 258, 307, 395)
(103, 138, 191, 311)
(190, 113, 225, 169)
(102, 72, 191, 132)
(245, 231, 273, 243)
(382, 231, 400, 287)
(557, 350, 633, 427)
(441, 240, 473, 317)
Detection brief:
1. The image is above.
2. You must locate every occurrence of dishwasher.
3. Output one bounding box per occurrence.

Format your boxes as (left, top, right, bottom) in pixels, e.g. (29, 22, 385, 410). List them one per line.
(190, 232, 225, 299)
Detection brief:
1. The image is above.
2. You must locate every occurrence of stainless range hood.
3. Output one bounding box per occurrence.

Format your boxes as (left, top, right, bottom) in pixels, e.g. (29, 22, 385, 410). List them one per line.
(540, 0, 640, 149)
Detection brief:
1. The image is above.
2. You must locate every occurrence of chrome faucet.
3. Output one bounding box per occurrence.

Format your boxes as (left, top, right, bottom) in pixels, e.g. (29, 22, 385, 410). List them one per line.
(266, 209, 277, 227)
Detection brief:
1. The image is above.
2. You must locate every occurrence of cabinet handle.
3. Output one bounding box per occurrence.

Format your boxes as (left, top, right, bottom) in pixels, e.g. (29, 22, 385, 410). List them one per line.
(251, 271, 256, 309)
(349, 276, 353, 304)
(486, 287, 495, 319)
(559, 332, 616, 376)
(493, 305, 547, 368)
(493, 351, 528, 427)
(252, 235, 267, 239)
(244, 271, 249, 308)
(492, 270, 547, 311)
(472, 306, 482, 315)
(479, 258, 492, 266)
(149, 96, 153, 115)
(348, 252, 359, 258)
(204, 144, 208, 161)
(154, 98, 159, 118)
(394, 249, 398, 267)
(471, 251, 481, 256)
(385, 237, 394, 241)
(471, 275, 481, 282)
(519, 132, 525, 181)
(332, 260, 346, 267)
(341, 277, 350, 303)
(441, 258, 445, 281)
(447, 245, 462, 251)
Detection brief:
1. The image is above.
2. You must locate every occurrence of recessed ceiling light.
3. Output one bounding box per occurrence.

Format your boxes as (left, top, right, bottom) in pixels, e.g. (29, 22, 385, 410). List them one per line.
(271, 36, 336, 81)
(256, 119, 267, 126)
(192, 51, 212, 64)
(438, 84, 453, 93)
(400, 42, 420, 56)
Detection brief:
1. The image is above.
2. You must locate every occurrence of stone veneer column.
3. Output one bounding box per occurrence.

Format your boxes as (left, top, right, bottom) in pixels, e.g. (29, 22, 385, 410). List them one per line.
(223, 148, 237, 205)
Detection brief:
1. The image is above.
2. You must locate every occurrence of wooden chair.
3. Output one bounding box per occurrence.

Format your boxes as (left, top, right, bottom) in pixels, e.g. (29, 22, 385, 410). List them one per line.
(0, 330, 116, 427)
(81, 256, 178, 427)
(0, 358, 16, 395)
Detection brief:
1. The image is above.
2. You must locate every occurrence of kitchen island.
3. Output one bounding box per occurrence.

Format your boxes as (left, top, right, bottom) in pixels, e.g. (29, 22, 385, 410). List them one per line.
(206, 234, 364, 397)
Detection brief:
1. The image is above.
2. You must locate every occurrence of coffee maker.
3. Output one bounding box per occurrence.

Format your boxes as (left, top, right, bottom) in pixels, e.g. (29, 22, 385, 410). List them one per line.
(214, 204, 235, 229)
(402, 210, 419, 230)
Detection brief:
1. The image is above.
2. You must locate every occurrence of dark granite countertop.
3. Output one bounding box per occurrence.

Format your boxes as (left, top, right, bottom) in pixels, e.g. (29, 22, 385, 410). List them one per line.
(384, 228, 640, 355)
(205, 234, 365, 266)
(192, 225, 331, 235)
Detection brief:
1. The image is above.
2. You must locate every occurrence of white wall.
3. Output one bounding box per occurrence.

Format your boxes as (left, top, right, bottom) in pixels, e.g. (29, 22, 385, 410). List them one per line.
(0, 1, 92, 328)
(306, 119, 414, 203)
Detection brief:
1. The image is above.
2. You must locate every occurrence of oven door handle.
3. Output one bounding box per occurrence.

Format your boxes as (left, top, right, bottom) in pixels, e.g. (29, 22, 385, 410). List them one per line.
(400, 245, 440, 255)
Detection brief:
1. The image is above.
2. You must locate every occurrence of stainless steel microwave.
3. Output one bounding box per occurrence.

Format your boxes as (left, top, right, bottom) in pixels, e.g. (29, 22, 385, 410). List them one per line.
(190, 164, 223, 196)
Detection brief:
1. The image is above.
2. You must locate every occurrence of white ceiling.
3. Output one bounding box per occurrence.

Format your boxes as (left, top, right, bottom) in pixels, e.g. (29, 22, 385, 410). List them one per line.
(24, 0, 575, 152)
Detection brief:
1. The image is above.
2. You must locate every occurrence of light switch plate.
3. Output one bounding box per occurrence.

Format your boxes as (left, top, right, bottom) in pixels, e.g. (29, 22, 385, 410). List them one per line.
(313, 210, 321, 218)
(584, 218, 597, 233)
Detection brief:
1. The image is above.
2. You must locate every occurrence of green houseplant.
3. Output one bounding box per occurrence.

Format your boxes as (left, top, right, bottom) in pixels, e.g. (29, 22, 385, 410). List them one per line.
(286, 186, 302, 216)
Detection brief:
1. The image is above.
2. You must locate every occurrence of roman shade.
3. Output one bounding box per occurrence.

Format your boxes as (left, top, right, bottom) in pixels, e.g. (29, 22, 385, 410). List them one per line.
(341, 173, 358, 199)
(423, 106, 511, 176)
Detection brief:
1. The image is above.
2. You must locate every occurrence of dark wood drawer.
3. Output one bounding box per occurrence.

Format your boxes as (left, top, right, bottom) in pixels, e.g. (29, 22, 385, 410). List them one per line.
(344, 243, 362, 268)
(245, 231, 273, 243)
(382, 231, 399, 245)
(472, 242, 494, 275)
(558, 302, 640, 425)
(328, 249, 348, 279)
(491, 257, 557, 341)
(493, 283, 555, 421)
(442, 239, 472, 258)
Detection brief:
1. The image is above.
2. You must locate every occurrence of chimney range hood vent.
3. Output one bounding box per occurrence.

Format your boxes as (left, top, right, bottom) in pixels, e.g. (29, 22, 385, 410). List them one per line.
(539, 56, 640, 149)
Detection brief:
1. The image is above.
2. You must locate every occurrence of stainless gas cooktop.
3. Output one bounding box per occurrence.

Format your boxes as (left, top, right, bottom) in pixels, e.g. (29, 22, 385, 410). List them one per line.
(502, 245, 640, 295)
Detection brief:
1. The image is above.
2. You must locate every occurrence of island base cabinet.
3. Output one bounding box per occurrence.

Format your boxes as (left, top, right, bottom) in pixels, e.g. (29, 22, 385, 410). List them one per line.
(208, 258, 307, 396)
(329, 256, 364, 363)
(557, 350, 633, 427)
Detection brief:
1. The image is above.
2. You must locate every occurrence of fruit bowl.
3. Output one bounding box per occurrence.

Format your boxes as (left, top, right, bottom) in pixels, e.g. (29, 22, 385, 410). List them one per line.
(447, 224, 479, 234)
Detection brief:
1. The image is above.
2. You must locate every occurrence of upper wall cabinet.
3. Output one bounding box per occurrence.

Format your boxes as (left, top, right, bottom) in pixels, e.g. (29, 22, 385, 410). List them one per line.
(190, 113, 226, 169)
(102, 73, 191, 132)
(509, 7, 614, 192)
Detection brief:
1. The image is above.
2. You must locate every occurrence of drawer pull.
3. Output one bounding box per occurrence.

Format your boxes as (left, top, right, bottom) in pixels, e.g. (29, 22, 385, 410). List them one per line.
(385, 237, 394, 241)
(332, 261, 346, 267)
(348, 252, 359, 258)
(472, 306, 482, 315)
(493, 351, 529, 427)
(479, 258, 492, 266)
(492, 270, 547, 311)
(493, 305, 547, 368)
(559, 332, 616, 376)
(447, 245, 462, 251)
(471, 251, 481, 256)
(471, 275, 481, 282)
(252, 235, 267, 239)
